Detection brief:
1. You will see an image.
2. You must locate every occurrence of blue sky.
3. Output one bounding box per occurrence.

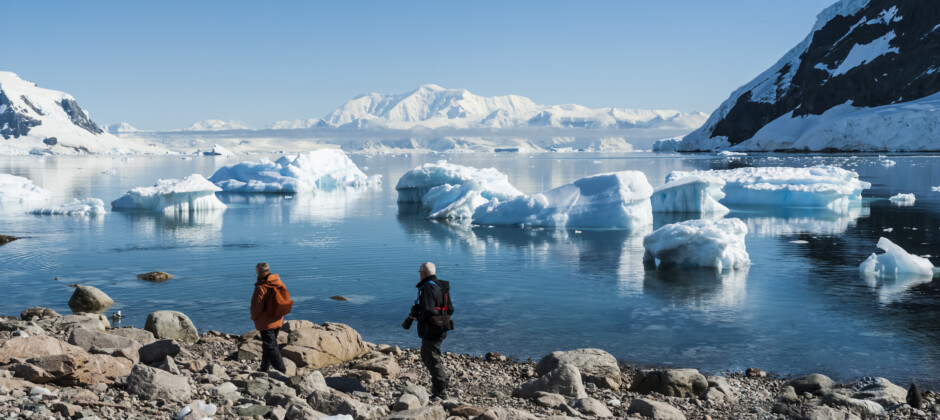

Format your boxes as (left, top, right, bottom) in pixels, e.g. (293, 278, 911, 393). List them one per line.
(4, 0, 834, 130)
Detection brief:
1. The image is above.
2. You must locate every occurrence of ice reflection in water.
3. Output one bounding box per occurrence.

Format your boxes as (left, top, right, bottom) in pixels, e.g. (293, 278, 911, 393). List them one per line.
(642, 268, 749, 311)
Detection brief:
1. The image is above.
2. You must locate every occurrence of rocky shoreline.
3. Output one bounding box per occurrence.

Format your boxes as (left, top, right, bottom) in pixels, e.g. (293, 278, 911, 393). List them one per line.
(0, 302, 937, 419)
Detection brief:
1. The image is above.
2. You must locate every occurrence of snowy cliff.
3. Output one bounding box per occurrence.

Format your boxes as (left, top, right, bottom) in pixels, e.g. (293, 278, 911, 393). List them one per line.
(0, 72, 162, 155)
(682, 0, 940, 152)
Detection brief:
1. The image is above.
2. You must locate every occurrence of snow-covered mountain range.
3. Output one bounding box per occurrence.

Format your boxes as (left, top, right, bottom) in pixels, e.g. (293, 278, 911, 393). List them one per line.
(680, 0, 940, 152)
(0, 72, 161, 155)
(270, 84, 708, 131)
(174, 119, 250, 131)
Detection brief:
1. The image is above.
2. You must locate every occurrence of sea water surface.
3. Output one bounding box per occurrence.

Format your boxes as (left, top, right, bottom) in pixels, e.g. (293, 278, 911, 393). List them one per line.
(1, 152, 939, 387)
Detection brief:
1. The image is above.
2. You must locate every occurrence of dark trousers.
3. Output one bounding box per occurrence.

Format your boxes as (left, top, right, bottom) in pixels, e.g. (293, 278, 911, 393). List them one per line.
(259, 328, 286, 373)
(421, 338, 447, 396)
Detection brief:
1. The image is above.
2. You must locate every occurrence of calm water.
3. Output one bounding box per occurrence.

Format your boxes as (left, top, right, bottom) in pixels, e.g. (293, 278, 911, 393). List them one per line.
(1, 152, 939, 387)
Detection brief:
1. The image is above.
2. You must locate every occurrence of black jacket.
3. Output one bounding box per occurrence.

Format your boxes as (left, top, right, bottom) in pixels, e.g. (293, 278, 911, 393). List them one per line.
(412, 275, 454, 340)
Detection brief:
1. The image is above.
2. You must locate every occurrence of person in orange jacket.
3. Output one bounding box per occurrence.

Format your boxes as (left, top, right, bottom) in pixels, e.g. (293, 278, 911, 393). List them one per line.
(251, 262, 291, 373)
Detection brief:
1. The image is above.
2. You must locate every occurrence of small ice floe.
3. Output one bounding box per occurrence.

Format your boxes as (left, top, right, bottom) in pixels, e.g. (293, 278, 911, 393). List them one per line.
(472, 171, 654, 229)
(859, 237, 934, 277)
(883, 228, 894, 232)
(651, 175, 728, 214)
(111, 174, 226, 214)
(880, 159, 896, 167)
(642, 218, 750, 270)
(0, 173, 50, 203)
(932, 186, 940, 192)
(210, 149, 380, 193)
(30, 198, 107, 216)
(888, 193, 915, 206)
(718, 150, 747, 156)
(202, 144, 234, 156)
(790, 240, 809, 244)
(665, 166, 870, 214)
(396, 160, 522, 204)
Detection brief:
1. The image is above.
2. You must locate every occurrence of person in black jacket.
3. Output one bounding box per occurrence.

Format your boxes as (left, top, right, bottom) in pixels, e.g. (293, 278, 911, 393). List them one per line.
(409, 262, 454, 400)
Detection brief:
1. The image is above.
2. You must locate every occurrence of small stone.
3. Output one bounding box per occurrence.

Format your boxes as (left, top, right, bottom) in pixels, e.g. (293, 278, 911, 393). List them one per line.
(330, 295, 349, 301)
(237, 404, 272, 417)
(392, 393, 421, 411)
(137, 271, 173, 282)
(485, 352, 507, 362)
(745, 368, 767, 378)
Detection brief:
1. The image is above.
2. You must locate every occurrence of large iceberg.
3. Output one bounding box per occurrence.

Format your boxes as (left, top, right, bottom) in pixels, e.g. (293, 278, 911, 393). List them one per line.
(651, 175, 728, 214)
(396, 161, 523, 203)
(111, 174, 226, 214)
(665, 166, 870, 213)
(30, 198, 107, 216)
(209, 149, 380, 193)
(859, 237, 934, 277)
(643, 218, 750, 270)
(472, 171, 654, 229)
(0, 174, 50, 203)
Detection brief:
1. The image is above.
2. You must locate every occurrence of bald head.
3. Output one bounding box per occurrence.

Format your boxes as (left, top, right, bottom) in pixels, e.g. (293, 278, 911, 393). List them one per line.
(419, 262, 436, 280)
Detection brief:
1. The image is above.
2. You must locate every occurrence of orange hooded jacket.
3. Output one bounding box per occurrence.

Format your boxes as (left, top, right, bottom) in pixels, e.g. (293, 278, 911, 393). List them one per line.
(251, 273, 289, 331)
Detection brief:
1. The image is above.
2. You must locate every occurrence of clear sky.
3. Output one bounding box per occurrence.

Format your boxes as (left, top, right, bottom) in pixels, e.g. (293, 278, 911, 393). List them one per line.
(4, 0, 834, 130)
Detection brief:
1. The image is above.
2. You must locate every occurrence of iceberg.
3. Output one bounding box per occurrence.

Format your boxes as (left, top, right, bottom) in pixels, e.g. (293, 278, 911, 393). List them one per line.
(421, 182, 491, 221)
(859, 237, 934, 277)
(643, 218, 750, 270)
(111, 174, 226, 214)
(888, 193, 915, 205)
(30, 198, 107, 216)
(202, 144, 234, 156)
(209, 149, 380, 193)
(652, 137, 682, 152)
(0, 174, 50, 203)
(665, 166, 870, 213)
(651, 175, 729, 214)
(472, 171, 654, 229)
(396, 161, 523, 203)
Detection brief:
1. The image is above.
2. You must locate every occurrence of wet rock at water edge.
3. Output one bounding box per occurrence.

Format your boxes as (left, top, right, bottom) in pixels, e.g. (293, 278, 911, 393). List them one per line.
(330, 295, 350, 301)
(137, 271, 174, 282)
(67, 285, 114, 313)
(0, 234, 17, 245)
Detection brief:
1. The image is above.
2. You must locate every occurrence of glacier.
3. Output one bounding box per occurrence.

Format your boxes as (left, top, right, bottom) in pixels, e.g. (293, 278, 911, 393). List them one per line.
(471, 171, 654, 229)
(0, 173, 50, 203)
(30, 198, 107, 216)
(209, 149, 380, 193)
(665, 166, 870, 213)
(859, 237, 935, 277)
(111, 174, 227, 214)
(642, 218, 750, 270)
(396, 161, 522, 203)
(650, 175, 729, 214)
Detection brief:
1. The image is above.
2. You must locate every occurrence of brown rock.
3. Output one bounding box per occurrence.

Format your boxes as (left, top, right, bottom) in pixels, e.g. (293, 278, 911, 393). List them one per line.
(0, 336, 86, 364)
(0, 234, 17, 245)
(450, 404, 487, 417)
(20, 307, 61, 320)
(137, 271, 173, 282)
(282, 322, 367, 369)
(11, 363, 56, 383)
(68, 285, 114, 313)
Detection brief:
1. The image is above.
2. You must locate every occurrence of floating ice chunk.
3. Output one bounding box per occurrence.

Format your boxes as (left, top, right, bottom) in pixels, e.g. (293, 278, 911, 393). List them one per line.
(718, 150, 747, 156)
(859, 237, 934, 277)
(652, 137, 682, 152)
(210, 149, 380, 193)
(396, 160, 523, 203)
(888, 193, 915, 205)
(643, 218, 750, 270)
(665, 166, 870, 213)
(932, 186, 940, 192)
(30, 198, 107, 216)
(111, 174, 226, 214)
(0, 174, 50, 203)
(472, 171, 654, 229)
(202, 144, 234, 156)
(880, 159, 896, 167)
(422, 182, 490, 221)
(651, 175, 729, 214)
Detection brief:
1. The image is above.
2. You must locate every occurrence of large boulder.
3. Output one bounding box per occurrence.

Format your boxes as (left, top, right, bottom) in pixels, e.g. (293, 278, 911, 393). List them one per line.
(295, 371, 329, 395)
(512, 364, 587, 400)
(630, 369, 708, 398)
(20, 307, 61, 320)
(790, 374, 836, 395)
(144, 311, 198, 343)
(821, 391, 885, 417)
(850, 377, 907, 407)
(15, 352, 131, 386)
(126, 364, 192, 402)
(351, 354, 401, 379)
(50, 313, 110, 332)
(107, 327, 156, 345)
(627, 399, 686, 420)
(306, 390, 388, 420)
(0, 336, 85, 364)
(535, 348, 621, 390)
(138, 340, 182, 364)
(68, 328, 139, 352)
(281, 322, 368, 369)
(68, 285, 114, 313)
